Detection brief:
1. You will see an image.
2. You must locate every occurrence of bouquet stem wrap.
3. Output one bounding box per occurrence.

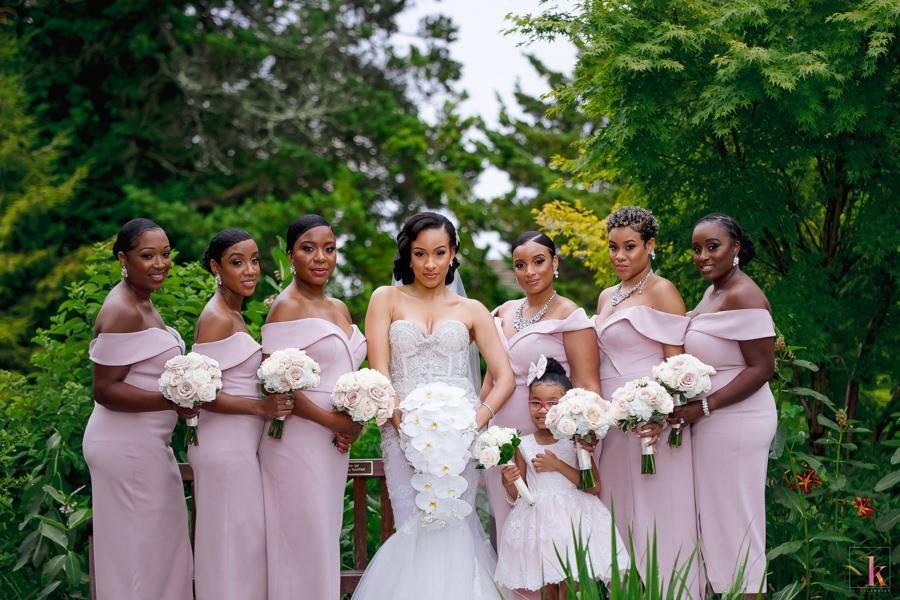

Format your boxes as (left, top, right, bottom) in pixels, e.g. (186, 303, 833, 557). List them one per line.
(668, 421, 682, 448)
(513, 477, 535, 505)
(576, 445, 597, 489)
(185, 415, 200, 446)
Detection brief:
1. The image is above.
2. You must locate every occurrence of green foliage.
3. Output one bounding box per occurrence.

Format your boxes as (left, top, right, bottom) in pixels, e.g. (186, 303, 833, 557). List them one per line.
(0, 246, 215, 598)
(512, 0, 899, 415)
(0, 31, 87, 370)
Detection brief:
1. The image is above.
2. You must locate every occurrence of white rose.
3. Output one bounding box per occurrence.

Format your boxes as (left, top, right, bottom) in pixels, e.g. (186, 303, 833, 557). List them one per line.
(478, 446, 501, 467)
(165, 355, 192, 372)
(284, 365, 307, 389)
(343, 389, 361, 410)
(360, 398, 378, 421)
(585, 406, 604, 429)
(175, 380, 197, 402)
(191, 368, 212, 385)
(557, 417, 577, 437)
(197, 383, 218, 403)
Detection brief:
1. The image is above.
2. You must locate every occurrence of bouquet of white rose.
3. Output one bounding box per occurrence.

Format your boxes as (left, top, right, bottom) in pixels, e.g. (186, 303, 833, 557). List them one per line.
(257, 348, 321, 439)
(545, 388, 614, 490)
(609, 377, 674, 475)
(159, 352, 222, 446)
(473, 426, 534, 505)
(332, 368, 395, 430)
(399, 382, 476, 529)
(652, 354, 716, 447)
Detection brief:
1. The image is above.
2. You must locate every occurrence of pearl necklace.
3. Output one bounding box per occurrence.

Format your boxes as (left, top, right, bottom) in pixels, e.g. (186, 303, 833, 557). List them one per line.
(610, 269, 653, 307)
(514, 291, 557, 332)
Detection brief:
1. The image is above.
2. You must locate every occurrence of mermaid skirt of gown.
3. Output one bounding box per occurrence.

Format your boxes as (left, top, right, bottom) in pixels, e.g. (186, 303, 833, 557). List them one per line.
(351, 426, 508, 600)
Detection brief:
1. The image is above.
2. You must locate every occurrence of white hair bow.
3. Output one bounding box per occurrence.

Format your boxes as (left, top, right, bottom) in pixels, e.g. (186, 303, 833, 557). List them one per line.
(526, 354, 549, 386)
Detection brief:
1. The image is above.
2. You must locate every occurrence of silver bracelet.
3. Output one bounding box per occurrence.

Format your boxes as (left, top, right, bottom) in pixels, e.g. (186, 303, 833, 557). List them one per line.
(701, 398, 711, 417)
(481, 402, 496, 418)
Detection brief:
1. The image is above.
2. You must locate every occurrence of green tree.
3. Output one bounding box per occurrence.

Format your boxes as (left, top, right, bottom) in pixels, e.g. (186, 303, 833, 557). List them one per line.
(477, 55, 620, 307)
(513, 0, 900, 432)
(0, 31, 86, 370)
(6, 1, 506, 366)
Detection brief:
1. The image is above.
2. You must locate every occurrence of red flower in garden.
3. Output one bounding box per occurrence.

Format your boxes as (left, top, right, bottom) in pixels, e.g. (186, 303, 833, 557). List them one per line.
(853, 497, 874, 519)
(794, 469, 822, 494)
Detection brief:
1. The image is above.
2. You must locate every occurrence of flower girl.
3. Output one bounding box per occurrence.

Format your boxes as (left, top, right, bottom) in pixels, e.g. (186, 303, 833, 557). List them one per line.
(494, 357, 629, 598)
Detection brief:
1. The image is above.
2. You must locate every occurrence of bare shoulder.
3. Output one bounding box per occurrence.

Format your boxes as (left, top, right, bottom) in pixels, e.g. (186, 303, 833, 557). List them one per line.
(265, 290, 303, 324)
(495, 299, 517, 318)
(596, 285, 616, 312)
(554, 295, 581, 318)
(721, 276, 770, 312)
(328, 296, 353, 322)
(462, 296, 492, 321)
(648, 276, 686, 316)
(368, 285, 396, 305)
(95, 298, 145, 334)
(195, 309, 237, 343)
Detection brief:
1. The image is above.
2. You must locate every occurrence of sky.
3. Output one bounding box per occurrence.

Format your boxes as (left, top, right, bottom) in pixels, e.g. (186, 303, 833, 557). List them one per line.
(396, 1, 577, 256)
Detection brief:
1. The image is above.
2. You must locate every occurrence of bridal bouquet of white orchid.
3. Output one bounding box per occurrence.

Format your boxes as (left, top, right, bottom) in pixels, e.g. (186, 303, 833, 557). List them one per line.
(610, 377, 674, 475)
(159, 352, 222, 446)
(651, 354, 716, 447)
(399, 382, 476, 529)
(474, 426, 534, 505)
(257, 348, 320, 439)
(545, 388, 614, 490)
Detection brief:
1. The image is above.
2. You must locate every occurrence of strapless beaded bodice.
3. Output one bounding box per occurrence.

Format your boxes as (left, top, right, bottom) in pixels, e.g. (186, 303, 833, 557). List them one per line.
(388, 319, 476, 401)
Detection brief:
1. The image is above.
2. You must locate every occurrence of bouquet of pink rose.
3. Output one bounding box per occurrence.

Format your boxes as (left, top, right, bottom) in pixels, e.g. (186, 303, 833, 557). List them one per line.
(331, 368, 395, 427)
(652, 354, 716, 447)
(159, 352, 222, 446)
(473, 426, 534, 505)
(257, 348, 320, 439)
(545, 388, 614, 490)
(610, 377, 674, 475)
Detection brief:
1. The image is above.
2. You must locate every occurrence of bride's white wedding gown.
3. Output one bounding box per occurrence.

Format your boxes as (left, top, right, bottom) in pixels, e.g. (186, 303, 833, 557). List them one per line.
(352, 320, 507, 599)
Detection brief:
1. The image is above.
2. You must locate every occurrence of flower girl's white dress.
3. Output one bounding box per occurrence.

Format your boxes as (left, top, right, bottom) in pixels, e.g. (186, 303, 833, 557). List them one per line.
(352, 320, 506, 599)
(494, 434, 630, 591)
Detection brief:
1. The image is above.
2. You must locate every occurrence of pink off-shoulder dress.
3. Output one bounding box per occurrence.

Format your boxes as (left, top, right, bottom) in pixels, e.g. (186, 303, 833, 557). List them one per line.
(685, 308, 776, 593)
(594, 306, 701, 595)
(188, 332, 267, 600)
(83, 326, 193, 600)
(486, 308, 594, 543)
(258, 318, 367, 600)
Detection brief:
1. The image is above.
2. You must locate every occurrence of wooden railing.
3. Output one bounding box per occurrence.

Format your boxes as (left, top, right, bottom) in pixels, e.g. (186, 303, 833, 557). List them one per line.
(87, 459, 393, 599)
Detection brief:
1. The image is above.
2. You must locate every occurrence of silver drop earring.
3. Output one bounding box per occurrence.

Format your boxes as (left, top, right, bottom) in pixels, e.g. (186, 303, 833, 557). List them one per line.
(650, 250, 656, 260)
(120, 265, 128, 279)
(553, 269, 559, 279)
(214, 273, 222, 286)
(733, 255, 740, 267)
(289, 264, 296, 275)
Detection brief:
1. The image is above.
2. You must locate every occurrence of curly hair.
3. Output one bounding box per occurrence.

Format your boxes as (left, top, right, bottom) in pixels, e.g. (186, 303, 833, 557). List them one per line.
(605, 206, 659, 242)
(695, 213, 756, 266)
(393, 212, 460, 285)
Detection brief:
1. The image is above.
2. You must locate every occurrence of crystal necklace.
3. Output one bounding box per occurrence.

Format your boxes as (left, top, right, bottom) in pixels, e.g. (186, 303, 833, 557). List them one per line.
(610, 269, 653, 307)
(514, 291, 557, 332)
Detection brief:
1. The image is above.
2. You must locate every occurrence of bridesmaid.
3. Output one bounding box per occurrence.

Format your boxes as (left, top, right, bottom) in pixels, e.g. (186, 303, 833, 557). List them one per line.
(83, 218, 193, 599)
(592, 206, 700, 595)
(258, 214, 367, 600)
(188, 229, 293, 600)
(481, 231, 599, 547)
(672, 214, 776, 597)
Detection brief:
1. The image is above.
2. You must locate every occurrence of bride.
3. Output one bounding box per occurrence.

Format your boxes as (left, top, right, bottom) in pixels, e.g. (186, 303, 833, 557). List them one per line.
(352, 212, 516, 599)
